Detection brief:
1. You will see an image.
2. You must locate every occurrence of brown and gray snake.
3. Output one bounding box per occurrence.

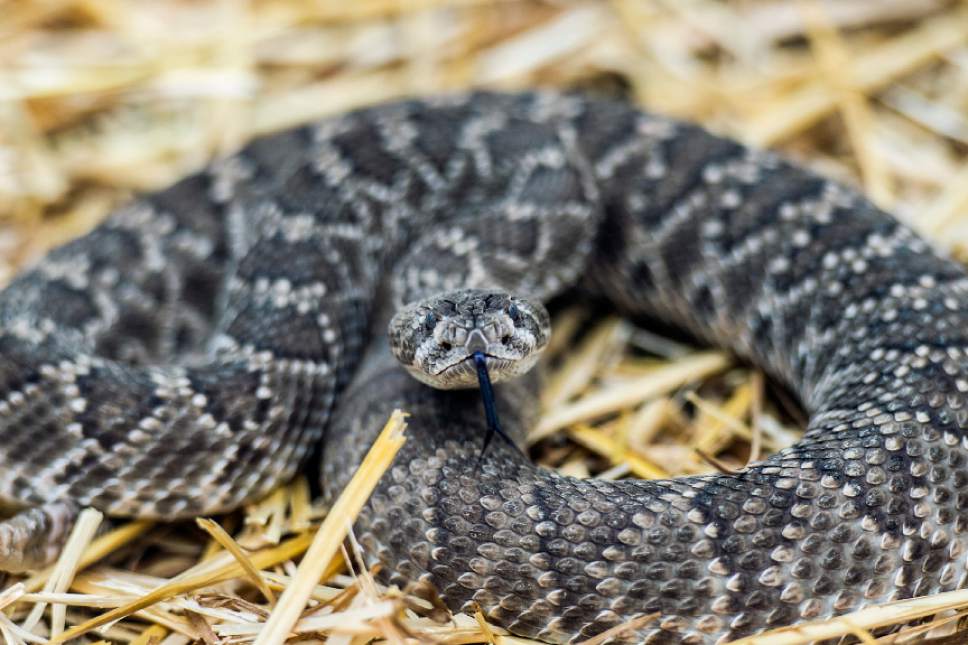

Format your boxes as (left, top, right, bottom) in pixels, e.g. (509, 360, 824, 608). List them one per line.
(0, 91, 966, 644)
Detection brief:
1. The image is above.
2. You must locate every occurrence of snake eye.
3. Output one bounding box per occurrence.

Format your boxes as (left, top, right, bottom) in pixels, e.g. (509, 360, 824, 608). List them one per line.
(424, 312, 437, 330)
(507, 303, 520, 322)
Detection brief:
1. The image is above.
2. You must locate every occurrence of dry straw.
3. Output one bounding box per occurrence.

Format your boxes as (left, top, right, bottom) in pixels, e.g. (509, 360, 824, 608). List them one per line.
(1, 0, 968, 642)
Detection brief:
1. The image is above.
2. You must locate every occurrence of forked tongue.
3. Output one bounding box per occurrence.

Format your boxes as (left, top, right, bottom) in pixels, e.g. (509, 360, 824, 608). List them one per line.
(472, 351, 520, 464)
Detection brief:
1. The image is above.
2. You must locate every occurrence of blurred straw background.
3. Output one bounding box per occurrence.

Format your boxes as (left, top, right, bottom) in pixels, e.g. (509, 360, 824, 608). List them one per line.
(2, 0, 968, 643)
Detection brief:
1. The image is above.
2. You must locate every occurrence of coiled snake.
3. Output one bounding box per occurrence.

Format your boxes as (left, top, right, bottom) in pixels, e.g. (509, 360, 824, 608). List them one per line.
(1, 92, 966, 644)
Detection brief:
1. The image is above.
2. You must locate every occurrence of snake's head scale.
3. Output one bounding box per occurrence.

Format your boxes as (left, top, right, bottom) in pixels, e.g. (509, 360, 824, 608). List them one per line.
(388, 288, 550, 389)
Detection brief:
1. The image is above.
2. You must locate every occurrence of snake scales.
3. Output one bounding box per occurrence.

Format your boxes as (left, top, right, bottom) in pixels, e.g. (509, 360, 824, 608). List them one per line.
(1, 91, 967, 643)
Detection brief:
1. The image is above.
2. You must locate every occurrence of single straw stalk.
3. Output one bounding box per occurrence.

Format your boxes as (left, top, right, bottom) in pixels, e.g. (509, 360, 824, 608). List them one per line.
(252, 409, 407, 645)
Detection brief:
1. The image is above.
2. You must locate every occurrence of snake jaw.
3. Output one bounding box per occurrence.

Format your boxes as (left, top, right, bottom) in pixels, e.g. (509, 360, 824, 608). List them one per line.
(405, 352, 535, 390)
(436, 353, 510, 378)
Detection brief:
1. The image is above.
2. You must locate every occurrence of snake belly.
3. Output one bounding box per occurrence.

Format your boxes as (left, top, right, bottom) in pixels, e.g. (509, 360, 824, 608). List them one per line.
(0, 92, 966, 644)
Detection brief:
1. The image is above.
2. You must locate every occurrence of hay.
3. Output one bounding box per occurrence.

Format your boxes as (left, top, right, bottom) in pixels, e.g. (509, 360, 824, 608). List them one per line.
(1, 0, 968, 642)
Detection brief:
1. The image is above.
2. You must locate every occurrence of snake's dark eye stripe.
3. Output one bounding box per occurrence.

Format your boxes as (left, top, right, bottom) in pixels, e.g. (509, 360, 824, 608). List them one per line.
(424, 312, 437, 330)
(507, 303, 520, 322)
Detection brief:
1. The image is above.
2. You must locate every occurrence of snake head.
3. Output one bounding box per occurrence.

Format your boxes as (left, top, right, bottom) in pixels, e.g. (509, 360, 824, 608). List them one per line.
(388, 288, 550, 389)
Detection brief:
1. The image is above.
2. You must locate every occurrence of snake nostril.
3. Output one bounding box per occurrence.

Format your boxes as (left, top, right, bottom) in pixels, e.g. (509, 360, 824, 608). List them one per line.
(441, 342, 452, 351)
(501, 335, 512, 345)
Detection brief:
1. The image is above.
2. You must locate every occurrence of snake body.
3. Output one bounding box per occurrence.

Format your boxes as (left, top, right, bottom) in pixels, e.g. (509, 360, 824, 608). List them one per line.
(2, 92, 967, 643)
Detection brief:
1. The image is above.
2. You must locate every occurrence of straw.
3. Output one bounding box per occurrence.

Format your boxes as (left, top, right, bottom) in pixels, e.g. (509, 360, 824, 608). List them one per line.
(2, 2, 968, 642)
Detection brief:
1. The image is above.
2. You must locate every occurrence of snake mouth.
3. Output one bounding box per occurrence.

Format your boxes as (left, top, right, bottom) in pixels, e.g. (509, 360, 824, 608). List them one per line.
(432, 354, 526, 390)
(436, 352, 501, 376)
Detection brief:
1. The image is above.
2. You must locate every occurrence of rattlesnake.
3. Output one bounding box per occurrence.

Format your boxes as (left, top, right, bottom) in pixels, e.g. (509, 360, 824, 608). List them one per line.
(1, 91, 966, 644)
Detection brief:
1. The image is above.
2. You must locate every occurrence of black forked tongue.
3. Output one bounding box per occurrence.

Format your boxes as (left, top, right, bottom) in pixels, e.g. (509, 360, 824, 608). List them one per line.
(472, 351, 519, 466)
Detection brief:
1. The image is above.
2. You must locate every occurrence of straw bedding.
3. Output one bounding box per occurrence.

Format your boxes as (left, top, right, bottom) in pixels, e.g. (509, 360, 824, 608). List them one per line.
(1, 1, 968, 642)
